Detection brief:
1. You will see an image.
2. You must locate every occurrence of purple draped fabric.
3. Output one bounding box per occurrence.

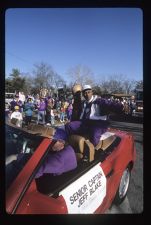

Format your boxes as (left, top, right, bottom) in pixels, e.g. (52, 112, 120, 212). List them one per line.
(35, 145, 77, 178)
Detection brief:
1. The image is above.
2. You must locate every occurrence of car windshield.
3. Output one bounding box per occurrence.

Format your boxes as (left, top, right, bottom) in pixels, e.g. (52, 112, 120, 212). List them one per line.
(5, 125, 43, 190)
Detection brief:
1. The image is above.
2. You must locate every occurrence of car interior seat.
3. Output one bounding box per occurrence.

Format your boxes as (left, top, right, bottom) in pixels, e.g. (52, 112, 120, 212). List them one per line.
(95, 132, 116, 151)
(68, 134, 95, 162)
(68, 131, 116, 163)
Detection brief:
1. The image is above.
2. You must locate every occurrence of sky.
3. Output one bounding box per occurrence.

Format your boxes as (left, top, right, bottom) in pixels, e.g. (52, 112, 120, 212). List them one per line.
(5, 8, 143, 84)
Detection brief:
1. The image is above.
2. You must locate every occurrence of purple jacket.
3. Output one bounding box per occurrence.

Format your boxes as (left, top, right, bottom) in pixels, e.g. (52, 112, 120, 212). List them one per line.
(37, 101, 46, 111)
(35, 145, 77, 178)
(80, 95, 123, 121)
(10, 100, 22, 112)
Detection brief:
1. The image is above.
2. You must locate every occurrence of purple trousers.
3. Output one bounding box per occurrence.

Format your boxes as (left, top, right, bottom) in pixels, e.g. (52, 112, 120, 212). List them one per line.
(65, 120, 108, 147)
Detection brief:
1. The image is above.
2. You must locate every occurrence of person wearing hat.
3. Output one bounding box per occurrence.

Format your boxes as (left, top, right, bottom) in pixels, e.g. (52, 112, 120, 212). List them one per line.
(71, 83, 83, 121)
(10, 94, 23, 113)
(24, 97, 35, 126)
(65, 84, 123, 147)
(10, 105, 23, 127)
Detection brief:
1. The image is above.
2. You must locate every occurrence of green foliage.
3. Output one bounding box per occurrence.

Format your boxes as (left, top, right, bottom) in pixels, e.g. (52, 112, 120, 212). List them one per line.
(5, 68, 26, 93)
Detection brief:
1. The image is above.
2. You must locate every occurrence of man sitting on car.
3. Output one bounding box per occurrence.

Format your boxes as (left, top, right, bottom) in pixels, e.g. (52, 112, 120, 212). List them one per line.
(65, 84, 124, 147)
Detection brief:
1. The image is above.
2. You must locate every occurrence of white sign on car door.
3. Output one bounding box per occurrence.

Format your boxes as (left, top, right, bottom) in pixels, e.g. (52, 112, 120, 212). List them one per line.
(59, 163, 106, 214)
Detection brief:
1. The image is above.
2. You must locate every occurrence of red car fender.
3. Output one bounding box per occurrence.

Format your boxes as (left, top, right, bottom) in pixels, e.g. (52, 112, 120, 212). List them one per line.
(16, 180, 68, 214)
(96, 133, 136, 212)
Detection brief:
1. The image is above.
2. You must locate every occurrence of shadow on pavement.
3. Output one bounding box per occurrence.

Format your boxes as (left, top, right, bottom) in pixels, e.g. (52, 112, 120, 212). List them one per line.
(109, 114, 143, 124)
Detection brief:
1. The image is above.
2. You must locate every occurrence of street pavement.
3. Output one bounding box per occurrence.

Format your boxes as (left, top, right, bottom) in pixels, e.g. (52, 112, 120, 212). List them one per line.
(106, 197, 132, 214)
(109, 120, 143, 214)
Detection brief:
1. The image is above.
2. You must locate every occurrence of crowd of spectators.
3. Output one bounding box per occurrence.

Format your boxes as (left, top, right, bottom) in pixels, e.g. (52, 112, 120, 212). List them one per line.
(5, 90, 136, 128)
(5, 91, 74, 127)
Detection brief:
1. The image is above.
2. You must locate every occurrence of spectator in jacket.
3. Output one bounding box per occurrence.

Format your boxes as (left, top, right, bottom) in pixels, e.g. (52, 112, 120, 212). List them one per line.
(66, 103, 73, 122)
(46, 98, 55, 125)
(24, 97, 34, 126)
(10, 94, 23, 112)
(36, 97, 46, 125)
(60, 101, 66, 123)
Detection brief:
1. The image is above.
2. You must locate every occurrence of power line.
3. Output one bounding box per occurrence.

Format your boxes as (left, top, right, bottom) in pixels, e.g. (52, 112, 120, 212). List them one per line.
(6, 51, 33, 66)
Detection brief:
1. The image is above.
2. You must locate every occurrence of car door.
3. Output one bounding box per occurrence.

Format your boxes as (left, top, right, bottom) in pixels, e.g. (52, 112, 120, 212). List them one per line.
(6, 138, 51, 214)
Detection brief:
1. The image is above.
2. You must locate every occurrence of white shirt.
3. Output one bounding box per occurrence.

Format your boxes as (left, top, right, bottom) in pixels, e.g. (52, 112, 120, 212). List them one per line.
(10, 111, 23, 121)
(80, 95, 107, 121)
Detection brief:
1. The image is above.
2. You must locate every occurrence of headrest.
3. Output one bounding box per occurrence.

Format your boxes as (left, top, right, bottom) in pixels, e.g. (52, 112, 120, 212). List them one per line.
(100, 131, 115, 140)
(68, 134, 95, 162)
(68, 135, 85, 153)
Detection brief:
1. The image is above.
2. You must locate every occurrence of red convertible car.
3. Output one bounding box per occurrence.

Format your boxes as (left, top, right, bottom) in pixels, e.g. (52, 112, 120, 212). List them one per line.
(6, 122, 136, 214)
